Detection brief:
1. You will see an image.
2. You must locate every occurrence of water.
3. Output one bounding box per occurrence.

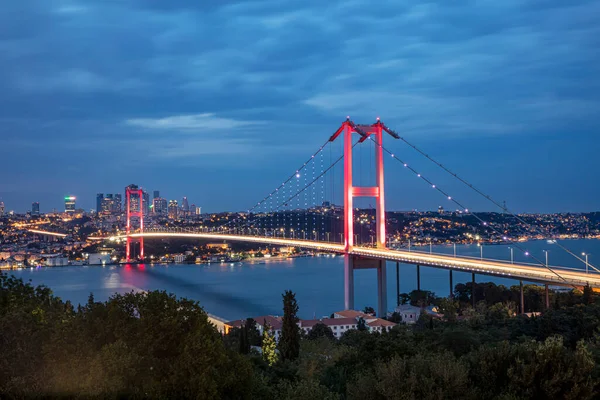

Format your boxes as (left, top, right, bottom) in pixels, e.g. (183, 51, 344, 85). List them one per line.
(9, 239, 599, 321)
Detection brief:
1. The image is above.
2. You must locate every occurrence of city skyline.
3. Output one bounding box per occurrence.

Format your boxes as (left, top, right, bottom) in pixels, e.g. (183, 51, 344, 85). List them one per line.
(1, 1, 599, 213)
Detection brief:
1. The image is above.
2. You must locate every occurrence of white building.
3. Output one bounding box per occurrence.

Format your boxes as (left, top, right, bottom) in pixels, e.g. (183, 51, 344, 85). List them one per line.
(300, 318, 358, 339)
(334, 310, 397, 332)
(88, 253, 111, 265)
(227, 311, 397, 342)
(394, 304, 422, 324)
(226, 315, 283, 341)
(45, 256, 69, 267)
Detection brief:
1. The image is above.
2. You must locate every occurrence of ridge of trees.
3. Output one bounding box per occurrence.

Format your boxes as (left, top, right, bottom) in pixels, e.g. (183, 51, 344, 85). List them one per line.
(2, 272, 600, 399)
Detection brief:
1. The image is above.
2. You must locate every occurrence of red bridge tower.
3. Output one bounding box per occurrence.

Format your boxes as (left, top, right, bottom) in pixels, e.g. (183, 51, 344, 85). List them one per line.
(330, 118, 399, 316)
(125, 185, 144, 262)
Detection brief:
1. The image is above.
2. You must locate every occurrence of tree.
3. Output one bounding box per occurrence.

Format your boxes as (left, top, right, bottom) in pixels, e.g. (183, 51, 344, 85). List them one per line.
(409, 290, 437, 307)
(388, 312, 402, 323)
(363, 306, 375, 315)
(246, 318, 262, 347)
(399, 293, 411, 305)
(262, 320, 278, 366)
(583, 284, 594, 305)
(279, 290, 300, 361)
(357, 317, 367, 331)
(239, 323, 250, 354)
(307, 323, 334, 340)
(437, 298, 458, 322)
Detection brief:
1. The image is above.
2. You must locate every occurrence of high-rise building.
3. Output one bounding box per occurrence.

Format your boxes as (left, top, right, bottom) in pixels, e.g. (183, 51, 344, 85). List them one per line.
(113, 194, 122, 213)
(64, 196, 76, 213)
(182, 197, 189, 215)
(196, 206, 202, 215)
(153, 197, 167, 215)
(153, 190, 160, 199)
(189, 204, 197, 215)
(125, 185, 141, 213)
(96, 193, 104, 214)
(143, 191, 150, 215)
(32, 202, 40, 215)
(168, 200, 179, 219)
(0, 201, 4, 216)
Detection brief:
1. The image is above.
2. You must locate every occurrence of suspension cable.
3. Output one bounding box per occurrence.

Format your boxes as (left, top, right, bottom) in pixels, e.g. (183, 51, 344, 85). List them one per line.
(367, 135, 580, 287)
(380, 124, 598, 274)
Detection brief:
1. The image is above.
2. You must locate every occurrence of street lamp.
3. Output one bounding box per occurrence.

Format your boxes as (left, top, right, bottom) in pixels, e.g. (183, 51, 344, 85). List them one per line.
(477, 243, 483, 260)
(508, 247, 514, 264)
(582, 252, 590, 274)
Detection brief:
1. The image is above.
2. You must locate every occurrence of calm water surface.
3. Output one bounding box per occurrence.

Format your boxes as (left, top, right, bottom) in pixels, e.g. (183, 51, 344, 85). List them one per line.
(11, 239, 600, 321)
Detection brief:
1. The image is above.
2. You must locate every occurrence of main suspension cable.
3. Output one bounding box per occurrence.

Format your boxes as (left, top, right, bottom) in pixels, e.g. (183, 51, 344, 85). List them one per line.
(381, 124, 598, 274)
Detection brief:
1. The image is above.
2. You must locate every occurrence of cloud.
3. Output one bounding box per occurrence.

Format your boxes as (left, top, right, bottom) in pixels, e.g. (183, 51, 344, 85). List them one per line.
(125, 113, 264, 131)
(1, 0, 599, 212)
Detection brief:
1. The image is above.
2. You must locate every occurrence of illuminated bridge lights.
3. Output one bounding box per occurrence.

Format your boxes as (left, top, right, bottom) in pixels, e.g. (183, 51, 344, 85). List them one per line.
(27, 229, 68, 238)
(96, 231, 600, 288)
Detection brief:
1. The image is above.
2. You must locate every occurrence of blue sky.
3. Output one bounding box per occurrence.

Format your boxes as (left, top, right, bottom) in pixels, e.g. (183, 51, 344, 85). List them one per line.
(1, 0, 599, 213)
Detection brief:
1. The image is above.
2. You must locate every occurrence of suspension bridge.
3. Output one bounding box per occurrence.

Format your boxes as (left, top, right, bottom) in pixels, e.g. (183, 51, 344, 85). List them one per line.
(78, 117, 600, 318)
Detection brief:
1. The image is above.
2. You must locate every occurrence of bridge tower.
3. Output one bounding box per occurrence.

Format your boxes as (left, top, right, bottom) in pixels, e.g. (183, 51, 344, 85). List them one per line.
(125, 185, 144, 262)
(330, 118, 398, 317)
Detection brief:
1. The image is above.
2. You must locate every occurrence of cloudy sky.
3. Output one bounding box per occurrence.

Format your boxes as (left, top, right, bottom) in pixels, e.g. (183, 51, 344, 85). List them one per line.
(1, 0, 598, 213)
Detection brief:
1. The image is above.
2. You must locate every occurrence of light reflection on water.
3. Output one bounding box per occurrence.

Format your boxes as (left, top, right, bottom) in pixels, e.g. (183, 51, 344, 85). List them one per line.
(9, 239, 600, 321)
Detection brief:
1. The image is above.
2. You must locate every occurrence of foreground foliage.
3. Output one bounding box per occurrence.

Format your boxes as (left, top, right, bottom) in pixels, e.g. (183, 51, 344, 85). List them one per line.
(1, 273, 600, 399)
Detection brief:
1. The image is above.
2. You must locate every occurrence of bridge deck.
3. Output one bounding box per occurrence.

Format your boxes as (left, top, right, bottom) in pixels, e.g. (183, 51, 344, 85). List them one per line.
(114, 232, 598, 288)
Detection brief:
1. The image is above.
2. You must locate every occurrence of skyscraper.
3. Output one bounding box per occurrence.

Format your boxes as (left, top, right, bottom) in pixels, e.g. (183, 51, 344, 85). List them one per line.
(96, 193, 104, 214)
(153, 190, 160, 199)
(64, 196, 76, 213)
(182, 197, 189, 215)
(32, 202, 40, 215)
(113, 194, 122, 213)
(125, 185, 141, 213)
(168, 200, 178, 219)
(189, 204, 197, 215)
(143, 191, 150, 215)
(153, 197, 167, 215)
(0, 201, 4, 216)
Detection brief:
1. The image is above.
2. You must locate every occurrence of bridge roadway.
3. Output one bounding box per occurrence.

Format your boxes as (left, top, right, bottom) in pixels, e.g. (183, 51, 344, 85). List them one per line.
(113, 232, 599, 289)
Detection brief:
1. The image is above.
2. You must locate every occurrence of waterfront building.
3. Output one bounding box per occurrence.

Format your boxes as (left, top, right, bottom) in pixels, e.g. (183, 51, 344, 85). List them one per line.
(88, 253, 111, 265)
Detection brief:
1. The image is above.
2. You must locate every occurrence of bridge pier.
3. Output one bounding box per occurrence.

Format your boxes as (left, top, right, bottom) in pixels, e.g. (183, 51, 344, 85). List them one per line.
(396, 262, 400, 306)
(347, 256, 388, 318)
(416, 265, 421, 291)
(545, 284, 550, 310)
(449, 270, 453, 298)
(344, 254, 354, 310)
(377, 261, 387, 318)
